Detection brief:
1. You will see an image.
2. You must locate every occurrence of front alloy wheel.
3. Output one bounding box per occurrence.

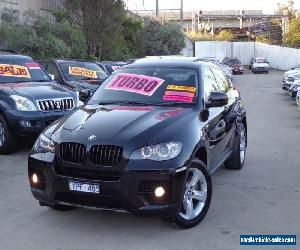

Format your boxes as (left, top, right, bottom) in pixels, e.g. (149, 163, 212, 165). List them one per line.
(0, 115, 17, 154)
(175, 160, 212, 229)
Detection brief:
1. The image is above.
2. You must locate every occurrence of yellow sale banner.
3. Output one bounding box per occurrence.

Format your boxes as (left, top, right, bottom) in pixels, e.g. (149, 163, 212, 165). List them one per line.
(0, 64, 31, 78)
(69, 66, 97, 79)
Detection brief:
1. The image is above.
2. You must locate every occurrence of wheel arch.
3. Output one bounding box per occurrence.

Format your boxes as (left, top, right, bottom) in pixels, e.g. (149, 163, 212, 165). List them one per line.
(193, 145, 208, 167)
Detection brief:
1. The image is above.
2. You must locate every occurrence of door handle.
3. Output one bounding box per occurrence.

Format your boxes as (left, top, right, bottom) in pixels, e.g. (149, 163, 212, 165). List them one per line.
(217, 120, 226, 130)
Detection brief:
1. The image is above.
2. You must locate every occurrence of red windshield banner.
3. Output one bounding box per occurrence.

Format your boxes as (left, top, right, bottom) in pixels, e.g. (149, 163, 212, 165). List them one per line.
(105, 73, 165, 96)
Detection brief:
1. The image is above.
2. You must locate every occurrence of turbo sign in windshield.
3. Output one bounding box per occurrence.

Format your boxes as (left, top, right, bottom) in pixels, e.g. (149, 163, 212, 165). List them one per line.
(89, 67, 199, 105)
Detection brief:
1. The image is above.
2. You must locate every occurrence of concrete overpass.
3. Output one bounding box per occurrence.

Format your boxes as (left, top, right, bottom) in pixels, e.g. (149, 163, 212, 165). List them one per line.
(132, 9, 289, 30)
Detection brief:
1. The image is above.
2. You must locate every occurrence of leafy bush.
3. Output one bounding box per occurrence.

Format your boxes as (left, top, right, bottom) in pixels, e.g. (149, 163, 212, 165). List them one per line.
(0, 6, 186, 60)
(216, 30, 235, 41)
(256, 35, 271, 44)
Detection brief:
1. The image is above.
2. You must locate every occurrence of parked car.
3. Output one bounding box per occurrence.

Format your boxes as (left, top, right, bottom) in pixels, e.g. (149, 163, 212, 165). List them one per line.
(222, 57, 243, 74)
(28, 56, 247, 229)
(198, 57, 233, 82)
(296, 89, 300, 109)
(251, 57, 269, 73)
(0, 52, 78, 154)
(282, 73, 300, 93)
(249, 57, 254, 70)
(291, 64, 300, 70)
(98, 61, 128, 75)
(283, 68, 300, 78)
(289, 84, 299, 99)
(39, 59, 108, 93)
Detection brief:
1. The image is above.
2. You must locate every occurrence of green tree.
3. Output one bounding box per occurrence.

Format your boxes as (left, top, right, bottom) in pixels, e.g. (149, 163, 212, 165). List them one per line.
(136, 19, 185, 57)
(65, 0, 125, 60)
(284, 16, 300, 47)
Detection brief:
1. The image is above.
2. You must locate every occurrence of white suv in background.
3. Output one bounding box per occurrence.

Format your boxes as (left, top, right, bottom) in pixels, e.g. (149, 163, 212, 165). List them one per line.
(251, 57, 269, 74)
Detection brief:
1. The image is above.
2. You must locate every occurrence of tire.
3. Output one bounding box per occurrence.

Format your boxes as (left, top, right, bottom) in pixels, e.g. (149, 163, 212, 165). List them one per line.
(174, 159, 212, 229)
(225, 123, 247, 170)
(0, 114, 17, 155)
(39, 201, 76, 211)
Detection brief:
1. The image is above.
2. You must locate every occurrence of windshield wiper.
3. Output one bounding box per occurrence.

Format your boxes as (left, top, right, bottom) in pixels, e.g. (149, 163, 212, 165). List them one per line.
(34, 80, 51, 82)
(98, 101, 157, 106)
(159, 102, 194, 106)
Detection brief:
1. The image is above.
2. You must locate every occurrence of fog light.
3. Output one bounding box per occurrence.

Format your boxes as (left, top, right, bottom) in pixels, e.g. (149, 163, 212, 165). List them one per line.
(32, 173, 38, 184)
(154, 186, 165, 197)
(20, 121, 32, 127)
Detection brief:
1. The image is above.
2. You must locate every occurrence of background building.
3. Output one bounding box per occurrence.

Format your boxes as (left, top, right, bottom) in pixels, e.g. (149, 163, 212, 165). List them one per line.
(0, 0, 64, 23)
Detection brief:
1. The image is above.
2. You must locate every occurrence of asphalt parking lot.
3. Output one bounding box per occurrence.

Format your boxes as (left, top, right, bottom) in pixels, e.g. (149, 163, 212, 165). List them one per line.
(0, 69, 299, 250)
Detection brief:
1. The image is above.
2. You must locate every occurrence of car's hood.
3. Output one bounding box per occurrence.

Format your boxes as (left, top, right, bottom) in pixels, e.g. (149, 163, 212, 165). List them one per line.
(284, 69, 300, 77)
(0, 81, 73, 100)
(253, 63, 269, 67)
(230, 64, 242, 68)
(50, 104, 193, 149)
(68, 79, 104, 91)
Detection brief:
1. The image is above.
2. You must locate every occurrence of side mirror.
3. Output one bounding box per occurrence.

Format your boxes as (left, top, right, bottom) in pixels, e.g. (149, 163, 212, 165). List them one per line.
(49, 74, 55, 81)
(206, 92, 228, 108)
(79, 89, 91, 103)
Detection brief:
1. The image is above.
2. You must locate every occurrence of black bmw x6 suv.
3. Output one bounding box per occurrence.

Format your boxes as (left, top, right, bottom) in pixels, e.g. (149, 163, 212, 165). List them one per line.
(28, 57, 247, 228)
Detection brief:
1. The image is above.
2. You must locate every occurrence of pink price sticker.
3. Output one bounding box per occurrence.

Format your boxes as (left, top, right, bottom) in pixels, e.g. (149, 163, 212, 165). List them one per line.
(25, 63, 41, 69)
(163, 95, 193, 103)
(105, 73, 165, 96)
(165, 91, 195, 97)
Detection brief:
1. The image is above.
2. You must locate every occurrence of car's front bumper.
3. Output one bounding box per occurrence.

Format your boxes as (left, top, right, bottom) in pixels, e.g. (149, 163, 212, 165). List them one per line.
(28, 156, 187, 217)
(5, 109, 71, 136)
(232, 68, 243, 74)
(282, 83, 291, 91)
(253, 67, 269, 72)
(296, 94, 300, 108)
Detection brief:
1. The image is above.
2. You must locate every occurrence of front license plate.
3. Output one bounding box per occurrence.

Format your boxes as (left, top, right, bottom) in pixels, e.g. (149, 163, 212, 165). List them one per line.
(69, 181, 100, 194)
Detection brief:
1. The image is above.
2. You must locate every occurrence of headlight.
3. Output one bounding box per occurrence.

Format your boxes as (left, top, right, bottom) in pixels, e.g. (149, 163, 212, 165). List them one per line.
(130, 142, 182, 161)
(33, 134, 55, 153)
(239, 66, 243, 70)
(11, 95, 37, 111)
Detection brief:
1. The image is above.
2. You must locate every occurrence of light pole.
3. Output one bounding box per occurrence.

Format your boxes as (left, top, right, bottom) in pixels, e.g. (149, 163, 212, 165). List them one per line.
(180, 0, 184, 28)
(156, 0, 159, 17)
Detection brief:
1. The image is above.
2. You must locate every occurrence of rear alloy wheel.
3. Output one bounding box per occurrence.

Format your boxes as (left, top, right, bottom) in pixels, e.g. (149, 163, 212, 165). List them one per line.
(225, 123, 247, 170)
(0, 115, 17, 155)
(175, 160, 212, 229)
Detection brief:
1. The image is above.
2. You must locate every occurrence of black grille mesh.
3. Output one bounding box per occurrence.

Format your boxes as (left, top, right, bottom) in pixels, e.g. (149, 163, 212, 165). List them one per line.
(59, 143, 123, 166)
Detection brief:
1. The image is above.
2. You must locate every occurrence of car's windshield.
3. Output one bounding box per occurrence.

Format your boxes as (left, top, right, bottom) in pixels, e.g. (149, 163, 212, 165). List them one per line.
(0, 58, 50, 83)
(255, 58, 267, 63)
(89, 66, 198, 106)
(58, 61, 108, 81)
(227, 59, 241, 64)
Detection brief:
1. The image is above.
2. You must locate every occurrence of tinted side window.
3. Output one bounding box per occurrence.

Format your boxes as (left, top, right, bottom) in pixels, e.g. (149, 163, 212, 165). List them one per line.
(211, 67, 231, 92)
(46, 63, 61, 80)
(203, 67, 218, 100)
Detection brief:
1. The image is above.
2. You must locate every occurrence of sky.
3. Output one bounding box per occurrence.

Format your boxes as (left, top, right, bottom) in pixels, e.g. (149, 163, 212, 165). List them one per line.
(126, 0, 300, 14)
